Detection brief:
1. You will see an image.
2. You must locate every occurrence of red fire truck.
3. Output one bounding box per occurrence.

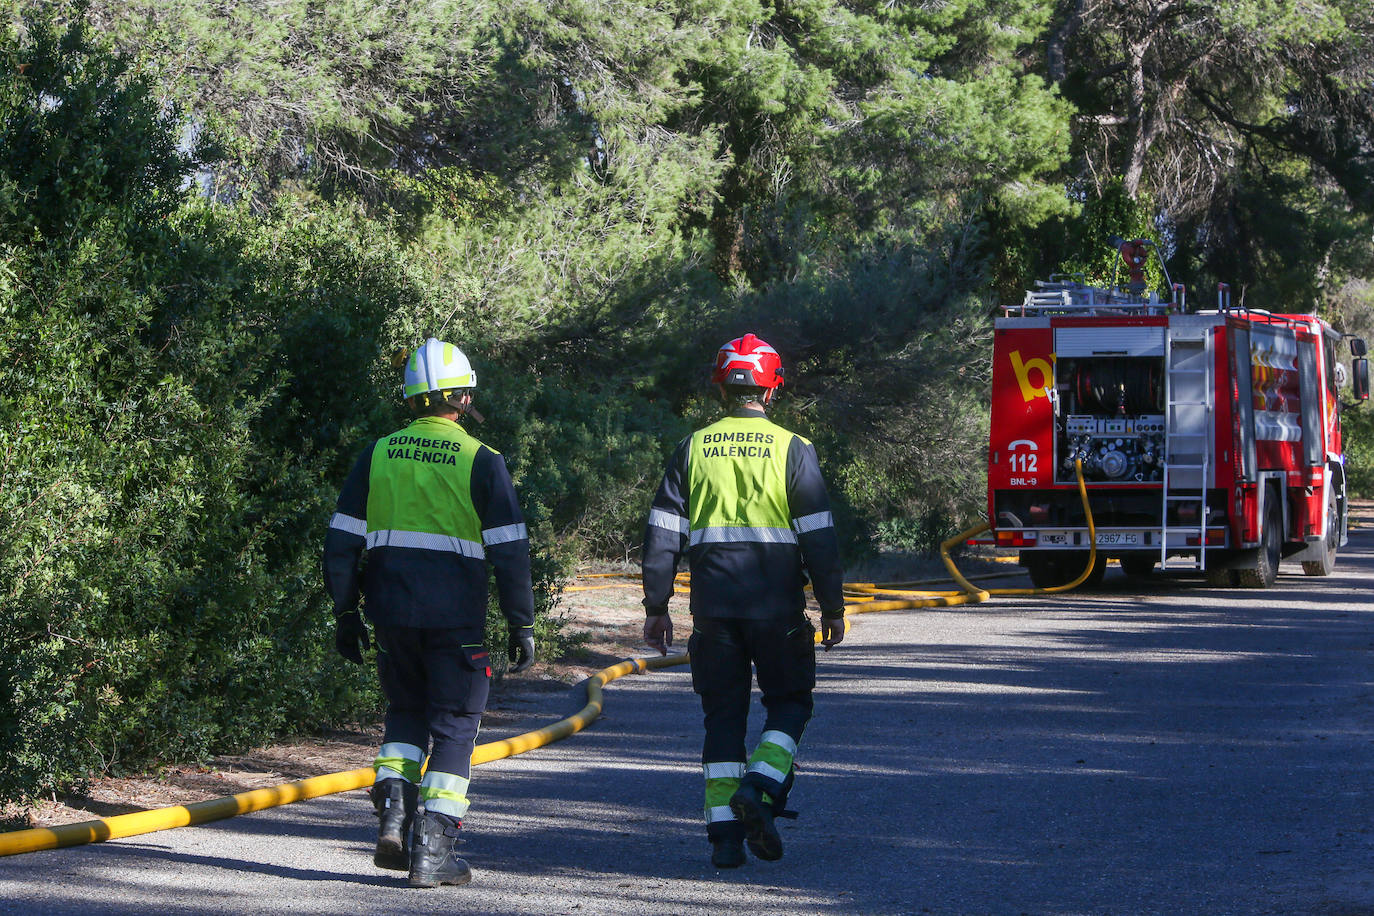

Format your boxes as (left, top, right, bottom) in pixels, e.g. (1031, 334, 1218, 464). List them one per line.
(978, 239, 1369, 588)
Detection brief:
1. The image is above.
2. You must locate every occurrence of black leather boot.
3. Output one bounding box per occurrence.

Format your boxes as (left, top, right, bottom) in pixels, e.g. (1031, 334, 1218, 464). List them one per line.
(709, 822, 746, 868)
(371, 778, 418, 871)
(408, 810, 472, 888)
(729, 782, 782, 861)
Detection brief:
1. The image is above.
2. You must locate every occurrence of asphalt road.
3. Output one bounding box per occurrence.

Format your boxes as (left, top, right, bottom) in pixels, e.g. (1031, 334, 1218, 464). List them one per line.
(3, 530, 1372, 916)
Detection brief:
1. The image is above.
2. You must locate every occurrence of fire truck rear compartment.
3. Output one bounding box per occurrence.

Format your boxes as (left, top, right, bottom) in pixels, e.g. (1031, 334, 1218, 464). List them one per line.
(1055, 356, 1167, 484)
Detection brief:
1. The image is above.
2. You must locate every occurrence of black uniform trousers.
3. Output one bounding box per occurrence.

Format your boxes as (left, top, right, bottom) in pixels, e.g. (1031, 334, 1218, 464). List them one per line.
(375, 625, 491, 779)
(688, 614, 816, 806)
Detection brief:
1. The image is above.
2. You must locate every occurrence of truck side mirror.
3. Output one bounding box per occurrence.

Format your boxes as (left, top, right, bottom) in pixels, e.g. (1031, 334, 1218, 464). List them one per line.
(1350, 337, 1368, 357)
(1355, 358, 1370, 401)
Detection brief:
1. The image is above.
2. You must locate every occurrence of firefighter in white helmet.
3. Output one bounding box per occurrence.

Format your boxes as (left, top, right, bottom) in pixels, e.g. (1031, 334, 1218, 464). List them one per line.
(641, 333, 845, 869)
(323, 337, 535, 888)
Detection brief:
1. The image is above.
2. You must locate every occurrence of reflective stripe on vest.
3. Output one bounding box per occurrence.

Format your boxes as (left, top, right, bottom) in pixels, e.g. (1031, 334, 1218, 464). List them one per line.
(689, 525, 796, 546)
(366, 416, 484, 550)
(687, 416, 798, 543)
(365, 529, 485, 559)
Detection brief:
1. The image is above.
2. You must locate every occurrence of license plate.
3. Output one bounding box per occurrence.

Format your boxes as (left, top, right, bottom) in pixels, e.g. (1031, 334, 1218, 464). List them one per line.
(1095, 532, 1138, 545)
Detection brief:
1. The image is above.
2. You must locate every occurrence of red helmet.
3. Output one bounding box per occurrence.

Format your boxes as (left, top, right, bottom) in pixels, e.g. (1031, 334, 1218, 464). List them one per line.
(711, 333, 784, 389)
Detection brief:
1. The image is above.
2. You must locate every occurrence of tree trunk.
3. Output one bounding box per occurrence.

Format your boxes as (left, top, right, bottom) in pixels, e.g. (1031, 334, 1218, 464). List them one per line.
(1122, 38, 1149, 197)
(1047, 0, 1086, 84)
(710, 172, 746, 282)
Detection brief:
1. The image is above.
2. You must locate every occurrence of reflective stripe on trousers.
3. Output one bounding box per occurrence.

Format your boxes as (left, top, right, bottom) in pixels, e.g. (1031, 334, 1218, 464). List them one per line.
(420, 770, 472, 818)
(374, 742, 424, 784)
(746, 730, 798, 790)
(702, 761, 745, 824)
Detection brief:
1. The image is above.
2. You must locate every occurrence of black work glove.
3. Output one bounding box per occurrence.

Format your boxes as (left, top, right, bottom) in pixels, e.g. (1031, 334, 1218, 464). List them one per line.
(334, 611, 370, 664)
(819, 613, 845, 650)
(643, 612, 672, 656)
(508, 627, 536, 673)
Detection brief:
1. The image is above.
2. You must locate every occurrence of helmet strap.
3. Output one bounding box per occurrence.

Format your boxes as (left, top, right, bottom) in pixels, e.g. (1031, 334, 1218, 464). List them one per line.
(444, 390, 471, 413)
(409, 389, 473, 418)
(447, 390, 483, 423)
(720, 384, 771, 410)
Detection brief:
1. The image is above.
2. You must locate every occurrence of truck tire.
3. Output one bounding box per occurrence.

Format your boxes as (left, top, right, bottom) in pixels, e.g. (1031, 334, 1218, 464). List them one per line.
(1301, 487, 1338, 577)
(1205, 562, 1238, 587)
(1022, 551, 1104, 589)
(1120, 555, 1155, 578)
(1236, 500, 1281, 589)
(1027, 552, 1055, 587)
(1076, 551, 1107, 588)
(1021, 551, 1061, 589)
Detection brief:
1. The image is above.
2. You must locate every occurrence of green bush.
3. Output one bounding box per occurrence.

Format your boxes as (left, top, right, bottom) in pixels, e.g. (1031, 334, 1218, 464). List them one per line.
(0, 16, 467, 807)
(1344, 405, 1374, 497)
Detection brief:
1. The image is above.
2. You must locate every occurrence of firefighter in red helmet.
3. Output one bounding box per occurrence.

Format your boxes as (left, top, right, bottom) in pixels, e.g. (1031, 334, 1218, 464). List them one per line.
(641, 333, 845, 869)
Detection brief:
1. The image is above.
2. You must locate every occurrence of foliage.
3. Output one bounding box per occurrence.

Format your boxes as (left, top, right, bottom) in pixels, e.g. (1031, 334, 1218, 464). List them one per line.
(0, 13, 547, 807)
(2, 0, 1370, 808)
(1032, 0, 1374, 471)
(1327, 280, 1374, 496)
(1344, 404, 1374, 498)
(1039, 0, 1374, 300)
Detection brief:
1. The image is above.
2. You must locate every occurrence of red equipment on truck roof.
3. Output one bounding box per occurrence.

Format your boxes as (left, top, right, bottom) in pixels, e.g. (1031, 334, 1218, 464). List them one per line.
(977, 239, 1370, 588)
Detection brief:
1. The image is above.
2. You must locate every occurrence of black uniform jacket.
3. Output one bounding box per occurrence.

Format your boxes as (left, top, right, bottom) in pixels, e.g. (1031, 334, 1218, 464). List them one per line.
(642, 408, 845, 620)
(322, 428, 534, 631)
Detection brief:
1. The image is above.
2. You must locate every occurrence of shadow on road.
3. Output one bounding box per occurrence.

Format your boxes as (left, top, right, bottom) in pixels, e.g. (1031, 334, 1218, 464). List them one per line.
(3, 532, 1371, 916)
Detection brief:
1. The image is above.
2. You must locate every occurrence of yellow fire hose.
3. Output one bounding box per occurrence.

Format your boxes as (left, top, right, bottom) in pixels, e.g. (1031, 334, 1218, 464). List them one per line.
(943, 457, 1098, 599)
(0, 463, 1097, 859)
(0, 654, 687, 858)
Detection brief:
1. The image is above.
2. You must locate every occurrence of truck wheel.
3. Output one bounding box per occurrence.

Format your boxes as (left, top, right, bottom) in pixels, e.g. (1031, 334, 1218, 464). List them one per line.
(1021, 552, 1061, 589)
(1027, 564, 1064, 589)
(1236, 501, 1281, 589)
(1120, 555, 1155, 578)
(1301, 487, 1338, 577)
(1022, 551, 1103, 589)
(1205, 562, 1237, 587)
(1077, 552, 1108, 588)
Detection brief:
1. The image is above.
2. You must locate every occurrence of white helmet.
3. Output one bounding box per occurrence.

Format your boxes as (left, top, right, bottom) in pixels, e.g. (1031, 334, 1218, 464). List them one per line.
(403, 337, 476, 407)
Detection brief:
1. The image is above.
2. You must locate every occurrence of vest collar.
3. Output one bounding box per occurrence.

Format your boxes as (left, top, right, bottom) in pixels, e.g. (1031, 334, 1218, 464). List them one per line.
(728, 407, 767, 419)
(410, 415, 462, 430)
